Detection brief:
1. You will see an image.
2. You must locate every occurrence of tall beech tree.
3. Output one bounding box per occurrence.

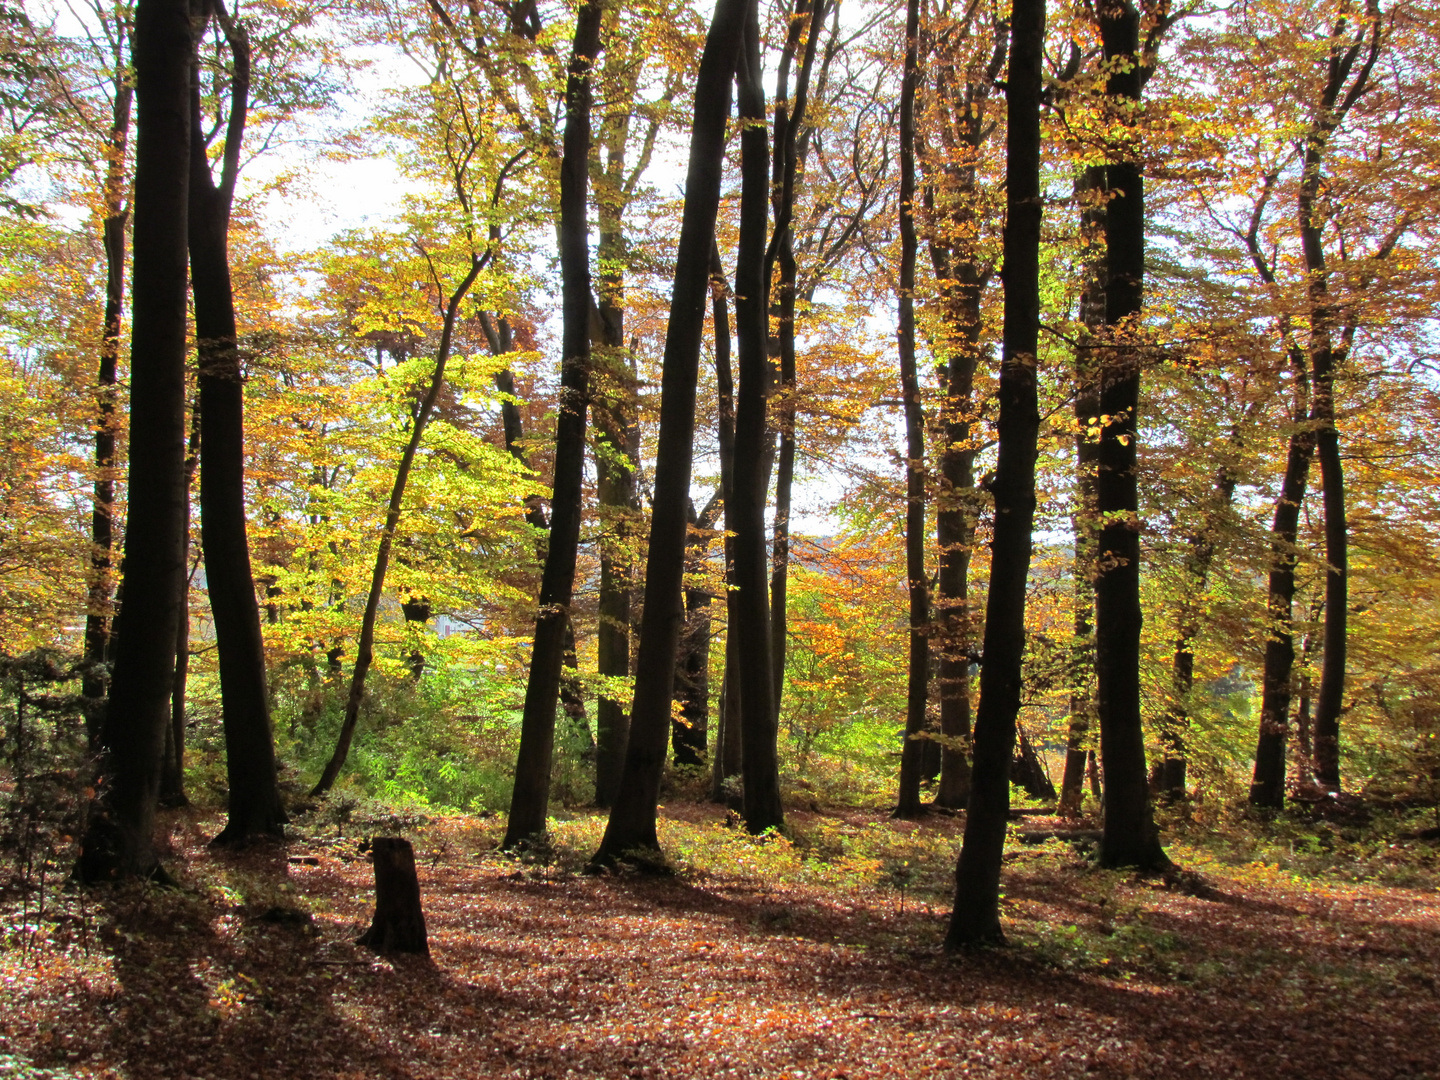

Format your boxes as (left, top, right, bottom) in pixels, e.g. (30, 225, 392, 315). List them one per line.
(919, 3, 1008, 810)
(499, 0, 603, 849)
(674, 492, 722, 765)
(81, 6, 132, 725)
(78, 0, 192, 882)
(765, 0, 828, 722)
(591, 0, 747, 865)
(729, 0, 785, 835)
(1291, 1, 1382, 794)
(188, 0, 286, 844)
(1245, 0, 1384, 805)
(892, 0, 930, 821)
(1091, 0, 1168, 869)
(709, 239, 743, 804)
(1059, 165, 1105, 817)
(588, 5, 673, 806)
(945, 0, 1043, 948)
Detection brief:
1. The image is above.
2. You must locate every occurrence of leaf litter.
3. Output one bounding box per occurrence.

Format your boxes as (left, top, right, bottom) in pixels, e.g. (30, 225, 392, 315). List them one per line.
(1, 803, 1437, 1079)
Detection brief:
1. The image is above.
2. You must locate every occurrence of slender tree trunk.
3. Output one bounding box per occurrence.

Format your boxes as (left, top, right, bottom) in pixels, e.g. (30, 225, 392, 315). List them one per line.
(1311, 412, 1345, 790)
(893, 0, 930, 821)
(79, 0, 193, 883)
(160, 404, 200, 809)
(1302, 8, 1381, 795)
(924, 15, 1005, 811)
(710, 242, 742, 804)
(593, 398, 636, 806)
(731, 1, 784, 835)
(187, 1, 286, 845)
(1253, 6, 1379, 804)
(766, 0, 826, 721)
(1059, 165, 1105, 819)
(1250, 400, 1314, 807)
(590, 36, 642, 806)
(83, 73, 134, 735)
(311, 266, 485, 798)
(501, 0, 604, 848)
(945, 0, 1043, 948)
(931, 292, 979, 810)
(1093, 0, 1167, 871)
(1065, 506, 1094, 817)
(1157, 460, 1236, 801)
(591, 0, 747, 865)
(674, 496, 720, 766)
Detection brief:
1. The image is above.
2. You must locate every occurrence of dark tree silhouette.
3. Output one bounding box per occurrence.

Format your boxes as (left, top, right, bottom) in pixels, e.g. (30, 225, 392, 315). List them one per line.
(591, 0, 748, 866)
(188, 0, 286, 846)
(946, 0, 1044, 948)
(502, 0, 604, 848)
(78, 0, 193, 883)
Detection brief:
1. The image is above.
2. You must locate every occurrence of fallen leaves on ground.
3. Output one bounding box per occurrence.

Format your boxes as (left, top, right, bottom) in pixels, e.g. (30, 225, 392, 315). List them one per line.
(1, 803, 1438, 1079)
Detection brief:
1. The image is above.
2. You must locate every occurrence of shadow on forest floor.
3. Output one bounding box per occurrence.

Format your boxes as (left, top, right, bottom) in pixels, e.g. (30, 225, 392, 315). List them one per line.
(2, 803, 1438, 1079)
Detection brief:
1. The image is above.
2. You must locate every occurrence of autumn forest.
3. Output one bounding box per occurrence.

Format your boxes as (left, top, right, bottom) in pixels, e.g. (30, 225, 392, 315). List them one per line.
(2, 0, 1440, 1074)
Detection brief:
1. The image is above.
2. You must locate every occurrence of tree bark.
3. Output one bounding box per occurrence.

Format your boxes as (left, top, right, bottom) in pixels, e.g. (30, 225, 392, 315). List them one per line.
(924, 8, 1006, 812)
(79, 0, 193, 884)
(893, 0, 930, 821)
(1092, 0, 1167, 871)
(1058, 165, 1105, 819)
(710, 242, 742, 804)
(591, 24, 643, 807)
(766, 0, 827, 722)
(730, 1, 784, 835)
(160, 404, 200, 809)
(945, 0, 1043, 948)
(502, 0, 603, 848)
(1251, 4, 1379, 805)
(357, 837, 429, 957)
(189, 0, 286, 846)
(590, 0, 746, 866)
(1157, 456, 1236, 801)
(1249, 394, 1314, 807)
(82, 63, 133, 736)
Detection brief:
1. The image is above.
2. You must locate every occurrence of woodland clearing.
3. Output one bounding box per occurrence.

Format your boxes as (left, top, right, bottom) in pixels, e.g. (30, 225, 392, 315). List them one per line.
(2, 803, 1438, 1080)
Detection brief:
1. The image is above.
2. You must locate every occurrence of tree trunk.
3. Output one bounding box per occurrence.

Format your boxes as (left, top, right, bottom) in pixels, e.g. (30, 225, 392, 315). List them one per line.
(357, 837, 429, 957)
(590, 30, 642, 807)
(591, 0, 747, 865)
(502, 0, 603, 848)
(1312, 412, 1345, 791)
(1253, 4, 1379, 805)
(945, 0, 1042, 948)
(766, 0, 827, 723)
(592, 384, 636, 805)
(82, 71, 133, 737)
(709, 240, 742, 805)
(1058, 165, 1105, 819)
(1157, 459, 1236, 802)
(480, 315, 598, 782)
(924, 10, 1005, 812)
(730, 1, 784, 835)
(893, 0, 929, 821)
(160, 405, 200, 809)
(79, 0, 193, 884)
(1093, 0, 1167, 871)
(675, 496, 720, 766)
(1011, 724, 1056, 802)
(188, 1, 286, 846)
(1249, 402, 1314, 807)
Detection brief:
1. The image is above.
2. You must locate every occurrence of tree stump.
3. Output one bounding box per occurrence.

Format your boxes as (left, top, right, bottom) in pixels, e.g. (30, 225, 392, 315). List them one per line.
(356, 837, 429, 957)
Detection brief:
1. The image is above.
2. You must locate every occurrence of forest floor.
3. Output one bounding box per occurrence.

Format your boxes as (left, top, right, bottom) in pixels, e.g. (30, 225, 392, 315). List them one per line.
(2, 800, 1439, 1079)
